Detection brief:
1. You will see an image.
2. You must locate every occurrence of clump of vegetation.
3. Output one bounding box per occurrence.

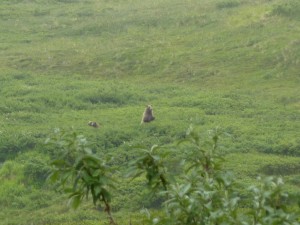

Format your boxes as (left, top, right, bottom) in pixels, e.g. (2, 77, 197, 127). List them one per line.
(271, 0, 300, 19)
(47, 127, 300, 225)
(47, 129, 118, 224)
(216, 0, 241, 9)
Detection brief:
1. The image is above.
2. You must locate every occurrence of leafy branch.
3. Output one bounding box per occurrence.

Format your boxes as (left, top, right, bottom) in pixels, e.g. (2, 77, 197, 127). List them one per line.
(47, 129, 117, 225)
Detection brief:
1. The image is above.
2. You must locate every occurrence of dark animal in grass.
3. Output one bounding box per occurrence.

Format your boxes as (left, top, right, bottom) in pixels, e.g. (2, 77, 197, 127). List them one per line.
(141, 105, 155, 124)
(88, 121, 99, 128)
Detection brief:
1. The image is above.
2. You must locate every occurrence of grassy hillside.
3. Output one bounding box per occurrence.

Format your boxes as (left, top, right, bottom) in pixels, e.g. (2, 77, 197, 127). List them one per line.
(0, 0, 299, 224)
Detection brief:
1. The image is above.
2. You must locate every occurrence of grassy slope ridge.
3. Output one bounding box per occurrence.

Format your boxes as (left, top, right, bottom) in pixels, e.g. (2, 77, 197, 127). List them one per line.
(0, 0, 299, 224)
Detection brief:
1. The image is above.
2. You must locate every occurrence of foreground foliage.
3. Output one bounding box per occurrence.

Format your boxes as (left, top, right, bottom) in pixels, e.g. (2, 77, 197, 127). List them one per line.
(48, 127, 300, 225)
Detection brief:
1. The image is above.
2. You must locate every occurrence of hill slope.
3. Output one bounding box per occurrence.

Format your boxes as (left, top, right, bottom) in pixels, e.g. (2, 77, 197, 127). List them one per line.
(0, 0, 299, 224)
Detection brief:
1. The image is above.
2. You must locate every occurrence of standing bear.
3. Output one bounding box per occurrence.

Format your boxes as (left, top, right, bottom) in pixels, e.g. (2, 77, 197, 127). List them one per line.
(141, 105, 155, 124)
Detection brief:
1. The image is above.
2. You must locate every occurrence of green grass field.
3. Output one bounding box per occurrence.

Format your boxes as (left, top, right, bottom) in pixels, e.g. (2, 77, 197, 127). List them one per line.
(0, 0, 299, 224)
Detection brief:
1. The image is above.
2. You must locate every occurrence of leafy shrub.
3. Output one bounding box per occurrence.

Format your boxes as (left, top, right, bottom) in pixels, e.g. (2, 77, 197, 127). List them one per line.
(247, 176, 299, 225)
(17, 151, 51, 187)
(0, 132, 36, 162)
(47, 129, 118, 224)
(47, 126, 300, 225)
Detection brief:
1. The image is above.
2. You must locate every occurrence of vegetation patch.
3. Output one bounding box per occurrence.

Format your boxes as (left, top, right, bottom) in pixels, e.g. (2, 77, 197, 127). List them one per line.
(271, 0, 300, 19)
(216, 0, 241, 9)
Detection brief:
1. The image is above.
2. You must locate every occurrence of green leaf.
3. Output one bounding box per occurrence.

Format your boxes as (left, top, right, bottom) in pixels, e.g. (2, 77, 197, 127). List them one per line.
(92, 169, 102, 177)
(181, 183, 191, 196)
(70, 194, 82, 209)
(81, 170, 93, 183)
(64, 187, 74, 193)
(51, 159, 67, 167)
(101, 188, 111, 202)
(94, 186, 102, 197)
(48, 170, 60, 183)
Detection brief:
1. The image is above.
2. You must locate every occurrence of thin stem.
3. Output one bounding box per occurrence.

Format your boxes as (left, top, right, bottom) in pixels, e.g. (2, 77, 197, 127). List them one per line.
(103, 198, 118, 225)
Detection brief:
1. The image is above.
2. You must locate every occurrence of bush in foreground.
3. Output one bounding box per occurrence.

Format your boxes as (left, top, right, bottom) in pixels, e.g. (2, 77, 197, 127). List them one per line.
(47, 127, 300, 225)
